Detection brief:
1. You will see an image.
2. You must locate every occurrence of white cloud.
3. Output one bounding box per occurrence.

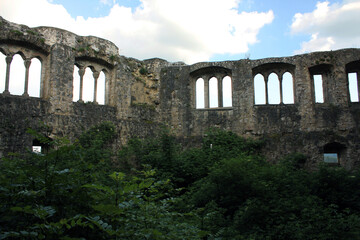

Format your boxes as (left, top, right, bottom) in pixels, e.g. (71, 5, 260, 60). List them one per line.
(99, 0, 116, 6)
(291, 0, 360, 54)
(0, 0, 273, 63)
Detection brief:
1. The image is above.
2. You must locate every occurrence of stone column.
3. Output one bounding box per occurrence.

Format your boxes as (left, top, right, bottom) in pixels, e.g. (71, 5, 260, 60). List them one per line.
(264, 73, 269, 104)
(204, 77, 209, 108)
(93, 70, 99, 104)
(218, 76, 223, 107)
(78, 67, 85, 102)
(22, 58, 32, 97)
(3, 56, 12, 95)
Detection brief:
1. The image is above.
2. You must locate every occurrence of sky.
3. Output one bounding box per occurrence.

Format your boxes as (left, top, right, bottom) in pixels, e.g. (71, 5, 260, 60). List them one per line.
(0, 0, 360, 105)
(1, 0, 360, 64)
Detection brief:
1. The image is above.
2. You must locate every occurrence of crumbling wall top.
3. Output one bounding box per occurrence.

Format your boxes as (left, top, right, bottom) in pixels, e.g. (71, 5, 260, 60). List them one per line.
(0, 16, 51, 54)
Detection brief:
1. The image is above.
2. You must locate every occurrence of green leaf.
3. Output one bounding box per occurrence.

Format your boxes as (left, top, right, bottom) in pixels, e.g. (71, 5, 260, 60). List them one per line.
(109, 172, 125, 181)
(82, 184, 115, 195)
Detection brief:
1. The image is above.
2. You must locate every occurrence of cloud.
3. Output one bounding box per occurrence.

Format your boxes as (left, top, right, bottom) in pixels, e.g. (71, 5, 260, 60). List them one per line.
(0, 0, 273, 64)
(99, 0, 116, 6)
(291, 0, 360, 54)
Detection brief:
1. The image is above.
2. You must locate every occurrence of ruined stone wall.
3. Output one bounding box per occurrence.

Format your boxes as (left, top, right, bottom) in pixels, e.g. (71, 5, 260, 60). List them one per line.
(0, 17, 359, 169)
(161, 51, 360, 169)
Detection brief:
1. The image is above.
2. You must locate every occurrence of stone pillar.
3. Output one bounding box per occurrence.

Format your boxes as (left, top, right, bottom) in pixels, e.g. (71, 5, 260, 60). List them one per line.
(78, 67, 85, 102)
(22, 58, 32, 97)
(264, 73, 269, 104)
(93, 70, 99, 104)
(218, 76, 223, 107)
(204, 77, 209, 108)
(3, 56, 12, 95)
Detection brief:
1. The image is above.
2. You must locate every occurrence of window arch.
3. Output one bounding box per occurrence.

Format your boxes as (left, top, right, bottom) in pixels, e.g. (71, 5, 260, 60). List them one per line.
(0, 51, 6, 93)
(191, 66, 232, 109)
(348, 72, 359, 102)
(267, 73, 280, 104)
(83, 67, 95, 102)
(73, 63, 110, 104)
(346, 61, 360, 103)
(73, 65, 80, 102)
(196, 78, 205, 109)
(222, 76, 232, 107)
(97, 70, 106, 105)
(209, 77, 218, 108)
(253, 63, 296, 105)
(9, 54, 25, 96)
(313, 74, 324, 103)
(282, 72, 294, 104)
(254, 73, 266, 105)
(28, 57, 41, 97)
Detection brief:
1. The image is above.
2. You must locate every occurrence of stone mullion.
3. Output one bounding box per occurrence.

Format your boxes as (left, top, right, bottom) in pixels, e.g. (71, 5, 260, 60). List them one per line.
(217, 75, 223, 107)
(264, 73, 269, 104)
(22, 58, 32, 97)
(3, 56, 12, 95)
(78, 67, 85, 102)
(204, 76, 209, 108)
(93, 71, 100, 104)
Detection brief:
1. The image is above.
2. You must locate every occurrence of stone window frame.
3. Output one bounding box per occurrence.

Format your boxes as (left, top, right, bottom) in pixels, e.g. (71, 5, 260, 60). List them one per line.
(0, 44, 47, 98)
(323, 142, 346, 165)
(252, 62, 296, 105)
(345, 60, 360, 103)
(308, 64, 333, 104)
(190, 66, 233, 109)
(73, 60, 110, 105)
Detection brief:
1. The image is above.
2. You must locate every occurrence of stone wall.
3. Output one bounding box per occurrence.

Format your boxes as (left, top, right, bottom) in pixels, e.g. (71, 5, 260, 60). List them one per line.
(0, 17, 359, 169)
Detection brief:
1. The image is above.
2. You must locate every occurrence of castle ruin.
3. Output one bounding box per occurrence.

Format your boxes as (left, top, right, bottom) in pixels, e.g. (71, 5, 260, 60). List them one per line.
(0, 17, 359, 169)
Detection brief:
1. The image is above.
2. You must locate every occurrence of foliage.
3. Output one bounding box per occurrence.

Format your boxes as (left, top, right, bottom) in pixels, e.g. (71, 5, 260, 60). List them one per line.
(119, 128, 263, 189)
(0, 122, 200, 239)
(2, 124, 360, 239)
(139, 67, 148, 75)
(189, 154, 360, 239)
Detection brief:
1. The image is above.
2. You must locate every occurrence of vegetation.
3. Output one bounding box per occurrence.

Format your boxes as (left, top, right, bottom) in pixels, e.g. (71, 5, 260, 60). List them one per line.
(1, 122, 360, 239)
(139, 67, 148, 75)
(10, 30, 23, 36)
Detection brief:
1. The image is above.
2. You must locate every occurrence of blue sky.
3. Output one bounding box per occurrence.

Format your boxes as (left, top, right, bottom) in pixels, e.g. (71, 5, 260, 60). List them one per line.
(1, 0, 360, 63)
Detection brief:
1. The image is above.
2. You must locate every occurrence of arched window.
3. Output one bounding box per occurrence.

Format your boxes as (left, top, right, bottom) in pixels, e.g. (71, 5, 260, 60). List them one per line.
(196, 78, 205, 109)
(313, 74, 324, 103)
(97, 71, 106, 105)
(209, 77, 218, 108)
(83, 67, 94, 102)
(73, 65, 80, 102)
(348, 72, 359, 102)
(268, 73, 280, 104)
(282, 72, 294, 104)
(28, 58, 41, 97)
(9, 54, 25, 96)
(222, 76, 232, 107)
(0, 51, 6, 93)
(254, 73, 266, 105)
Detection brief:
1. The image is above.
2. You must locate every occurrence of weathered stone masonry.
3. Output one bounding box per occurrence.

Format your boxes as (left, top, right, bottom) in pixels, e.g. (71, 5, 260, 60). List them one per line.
(1, 17, 359, 169)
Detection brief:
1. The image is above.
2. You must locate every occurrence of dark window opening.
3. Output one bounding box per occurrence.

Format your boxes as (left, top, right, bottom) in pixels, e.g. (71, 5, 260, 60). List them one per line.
(323, 142, 345, 164)
(32, 138, 50, 155)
